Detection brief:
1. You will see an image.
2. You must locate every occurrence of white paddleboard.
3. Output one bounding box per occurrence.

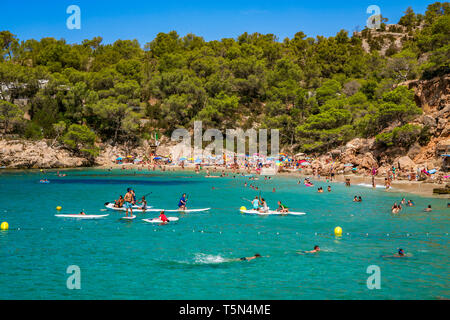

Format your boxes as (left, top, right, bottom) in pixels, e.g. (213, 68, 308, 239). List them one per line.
(106, 202, 152, 209)
(240, 209, 306, 216)
(120, 215, 136, 220)
(105, 203, 155, 212)
(142, 217, 179, 223)
(163, 208, 211, 213)
(55, 214, 109, 219)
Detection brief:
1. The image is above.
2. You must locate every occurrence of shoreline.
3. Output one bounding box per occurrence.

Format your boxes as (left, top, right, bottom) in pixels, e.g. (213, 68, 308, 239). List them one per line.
(2, 162, 448, 199)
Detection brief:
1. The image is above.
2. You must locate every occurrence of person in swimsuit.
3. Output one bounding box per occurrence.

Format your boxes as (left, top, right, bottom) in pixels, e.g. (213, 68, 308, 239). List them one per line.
(123, 188, 134, 217)
(382, 248, 409, 258)
(114, 195, 124, 208)
(236, 254, 262, 261)
(251, 196, 260, 210)
(276, 201, 289, 213)
(178, 193, 187, 210)
(259, 197, 268, 213)
(159, 210, 169, 223)
(79, 211, 86, 215)
(302, 245, 320, 253)
(138, 196, 147, 213)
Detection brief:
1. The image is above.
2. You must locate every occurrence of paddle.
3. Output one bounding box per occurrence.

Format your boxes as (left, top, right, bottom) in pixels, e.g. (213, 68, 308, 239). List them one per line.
(241, 197, 253, 203)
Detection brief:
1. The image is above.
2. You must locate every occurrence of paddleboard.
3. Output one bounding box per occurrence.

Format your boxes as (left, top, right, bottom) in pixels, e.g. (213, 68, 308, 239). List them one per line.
(55, 214, 109, 219)
(105, 202, 152, 209)
(105, 203, 209, 213)
(105, 203, 155, 212)
(163, 208, 210, 213)
(142, 217, 179, 223)
(120, 215, 136, 220)
(240, 209, 306, 216)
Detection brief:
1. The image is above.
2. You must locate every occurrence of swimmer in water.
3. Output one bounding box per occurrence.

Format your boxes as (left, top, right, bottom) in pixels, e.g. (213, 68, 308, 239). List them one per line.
(327, 186, 331, 192)
(407, 200, 414, 207)
(424, 205, 432, 212)
(298, 245, 320, 254)
(353, 196, 358, 202)
(233, 254, 262, 261)
(382, 248, 410, 258)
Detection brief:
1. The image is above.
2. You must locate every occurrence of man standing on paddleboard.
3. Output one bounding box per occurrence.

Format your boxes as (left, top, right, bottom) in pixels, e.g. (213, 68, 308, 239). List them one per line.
(124, 188, 134, 217)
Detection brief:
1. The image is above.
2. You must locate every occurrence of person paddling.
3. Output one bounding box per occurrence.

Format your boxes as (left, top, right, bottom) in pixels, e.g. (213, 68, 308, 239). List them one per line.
(178, 193, 187, 210)
(138, 196, 147, 213)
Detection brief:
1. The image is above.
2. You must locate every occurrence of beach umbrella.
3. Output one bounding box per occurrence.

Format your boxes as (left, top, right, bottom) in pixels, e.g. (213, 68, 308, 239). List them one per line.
(154, 157, 162, 160)
(179, 157, 187, 161)
(302, 162, 311, 166)
(116, 157, 123, 160)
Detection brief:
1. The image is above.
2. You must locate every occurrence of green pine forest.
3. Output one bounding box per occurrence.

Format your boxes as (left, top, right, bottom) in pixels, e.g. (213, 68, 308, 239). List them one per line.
(0, 2, 449, 158)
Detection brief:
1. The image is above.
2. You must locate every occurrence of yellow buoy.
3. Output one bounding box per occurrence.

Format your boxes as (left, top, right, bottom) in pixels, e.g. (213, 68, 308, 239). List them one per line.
(334, 226, 342, 236)
(240, 206, 247, 212)
(1, 222, 9, 230)
(56, 206, 62, 211)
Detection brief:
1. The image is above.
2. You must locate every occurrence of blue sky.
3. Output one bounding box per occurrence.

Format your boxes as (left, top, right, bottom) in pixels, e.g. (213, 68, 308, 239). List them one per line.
(0, 0, 433, 45)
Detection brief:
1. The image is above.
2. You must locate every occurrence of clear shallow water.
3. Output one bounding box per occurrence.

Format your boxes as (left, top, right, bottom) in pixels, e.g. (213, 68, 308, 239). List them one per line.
(0, 168, 448, 300)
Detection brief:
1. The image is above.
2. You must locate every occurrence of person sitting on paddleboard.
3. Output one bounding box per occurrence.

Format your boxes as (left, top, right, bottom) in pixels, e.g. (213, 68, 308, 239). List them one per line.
(80, 211, 86, 215)
(123, 188, 134, 217)
(259, 197, 269, 213)
(276, 201, 289, 213)
(252, 196, 259, 210)
(178, 193, 187, 210)
(114, 195, 124, 208)
(159, 210, 169, 223)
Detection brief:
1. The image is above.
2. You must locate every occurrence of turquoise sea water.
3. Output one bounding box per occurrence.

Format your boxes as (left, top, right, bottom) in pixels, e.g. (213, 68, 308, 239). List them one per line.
(0, 168, 448, 300)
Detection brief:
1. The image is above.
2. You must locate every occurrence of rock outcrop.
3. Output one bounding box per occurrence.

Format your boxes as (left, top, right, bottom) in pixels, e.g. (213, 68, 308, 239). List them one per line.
(0, 140, 89, 169)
